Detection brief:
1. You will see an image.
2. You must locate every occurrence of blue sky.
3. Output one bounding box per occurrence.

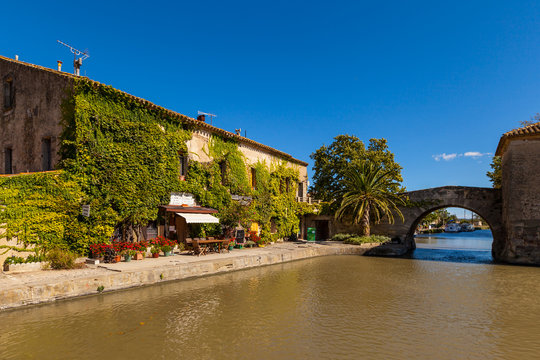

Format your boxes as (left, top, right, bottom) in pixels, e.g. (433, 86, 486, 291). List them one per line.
(3, 0, 540, 191)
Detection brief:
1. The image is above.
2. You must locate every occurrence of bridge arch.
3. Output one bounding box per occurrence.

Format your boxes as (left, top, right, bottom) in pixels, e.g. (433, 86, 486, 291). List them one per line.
(370, 186, 505, 259)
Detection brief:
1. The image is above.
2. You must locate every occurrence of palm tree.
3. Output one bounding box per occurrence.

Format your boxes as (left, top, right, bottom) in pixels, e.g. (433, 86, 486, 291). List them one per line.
(334, 162, 405, 236)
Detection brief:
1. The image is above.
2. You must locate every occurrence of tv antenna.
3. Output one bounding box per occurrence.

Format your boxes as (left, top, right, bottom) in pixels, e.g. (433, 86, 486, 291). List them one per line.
(197, 110, 217, 125)
(57, 40, 90, 76)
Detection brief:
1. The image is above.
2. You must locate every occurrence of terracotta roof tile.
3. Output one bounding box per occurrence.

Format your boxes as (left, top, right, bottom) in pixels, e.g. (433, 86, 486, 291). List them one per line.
(0, 55, 308, 167)
(495, 121, 540, 156)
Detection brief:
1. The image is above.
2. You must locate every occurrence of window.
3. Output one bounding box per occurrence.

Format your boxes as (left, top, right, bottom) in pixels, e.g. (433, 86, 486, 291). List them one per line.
(298, 182, 304, 198)
(251, 168, 257, 189)
(179, 152, 188, 177)
(42, 138, 52, 171)
(286, 178, 291, 193)
(219, 161, 227, 185)
(4, 148, 12, 174)
(3, 78, 13, 109)
(270, 218, 278, 234)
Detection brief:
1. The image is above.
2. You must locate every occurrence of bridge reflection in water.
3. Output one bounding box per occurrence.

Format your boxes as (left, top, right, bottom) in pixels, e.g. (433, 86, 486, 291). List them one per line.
(412, 229, 494, 264)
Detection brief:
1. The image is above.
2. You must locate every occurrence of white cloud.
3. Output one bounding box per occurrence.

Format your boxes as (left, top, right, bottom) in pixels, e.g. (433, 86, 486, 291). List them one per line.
(433, 151, 492, 161)
(464, 151, 491, 158)
(433, 153, 458, 161)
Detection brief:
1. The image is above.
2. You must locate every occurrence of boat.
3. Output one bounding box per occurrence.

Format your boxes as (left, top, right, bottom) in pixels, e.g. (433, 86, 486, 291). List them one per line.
(460, 223, 475, 232)
(444, 223, 461, 233)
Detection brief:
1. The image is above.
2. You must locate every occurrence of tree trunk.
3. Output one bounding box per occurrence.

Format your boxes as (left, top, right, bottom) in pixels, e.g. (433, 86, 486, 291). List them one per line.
(360, 203, 370, 236)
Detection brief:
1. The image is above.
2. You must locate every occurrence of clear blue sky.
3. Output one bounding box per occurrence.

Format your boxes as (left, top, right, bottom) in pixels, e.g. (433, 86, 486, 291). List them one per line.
(4, 0, 540, 191)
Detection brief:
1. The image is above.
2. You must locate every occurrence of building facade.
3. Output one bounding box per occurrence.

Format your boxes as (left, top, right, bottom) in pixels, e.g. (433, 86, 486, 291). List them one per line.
(495, 122, 540, 264)
(0, 55, 308, 196)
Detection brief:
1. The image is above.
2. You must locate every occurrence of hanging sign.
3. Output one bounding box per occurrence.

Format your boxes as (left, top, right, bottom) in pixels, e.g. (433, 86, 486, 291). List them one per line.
(81, 204, 91, 217)
(170, 192, 196, 206)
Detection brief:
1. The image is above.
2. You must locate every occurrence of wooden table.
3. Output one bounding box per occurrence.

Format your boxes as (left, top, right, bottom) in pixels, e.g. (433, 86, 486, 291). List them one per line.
(196, 239, 230, 253)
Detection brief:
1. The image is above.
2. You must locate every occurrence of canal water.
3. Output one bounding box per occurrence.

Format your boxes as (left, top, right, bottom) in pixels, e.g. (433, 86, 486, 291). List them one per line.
(1, 231, 539, 359)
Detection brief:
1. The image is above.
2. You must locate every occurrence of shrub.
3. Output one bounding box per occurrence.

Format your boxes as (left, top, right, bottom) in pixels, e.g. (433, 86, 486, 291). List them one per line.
(331, 233, 355, 241)
(3, 256, 25, 265)
(344, 235, 390, 245)
(46, 248, 78, 269)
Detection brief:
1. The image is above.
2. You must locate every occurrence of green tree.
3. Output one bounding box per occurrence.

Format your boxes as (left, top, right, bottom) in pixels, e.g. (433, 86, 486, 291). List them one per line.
(334, 162, 405, 236)
(310, 135, 404, 207)
(486, 156, 502, 189)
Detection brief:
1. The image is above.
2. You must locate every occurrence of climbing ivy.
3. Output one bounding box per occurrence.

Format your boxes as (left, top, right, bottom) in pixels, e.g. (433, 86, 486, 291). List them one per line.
(0, 78, 315, 255)
(60, 79, 192, 239)
(0, 171, 106, 255)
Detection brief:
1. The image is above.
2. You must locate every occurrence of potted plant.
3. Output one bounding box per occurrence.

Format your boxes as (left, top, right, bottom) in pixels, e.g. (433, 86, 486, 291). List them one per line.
(228, 239, 236, 251)
(161, 244, 173, 256)
(124, 249, 137, 262)
(89, 243, 107, 261)
(150, 246, 160, 258)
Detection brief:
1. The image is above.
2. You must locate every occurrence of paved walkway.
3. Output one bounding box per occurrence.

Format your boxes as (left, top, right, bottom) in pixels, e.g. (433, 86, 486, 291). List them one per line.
(0, 241, 377, 310)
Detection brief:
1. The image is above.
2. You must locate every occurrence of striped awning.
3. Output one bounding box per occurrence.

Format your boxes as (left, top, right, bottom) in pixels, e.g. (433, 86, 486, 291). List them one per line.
(176, 213, 220, 224)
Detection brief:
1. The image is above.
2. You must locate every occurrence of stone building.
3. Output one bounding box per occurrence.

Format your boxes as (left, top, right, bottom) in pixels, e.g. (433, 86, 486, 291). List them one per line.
(0, 54, 308, 194)
(495, 122, 540, 264)
(0, 54, 313, 263)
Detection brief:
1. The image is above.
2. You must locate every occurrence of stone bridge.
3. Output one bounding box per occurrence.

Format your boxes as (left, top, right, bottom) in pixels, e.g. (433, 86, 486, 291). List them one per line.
(371, 186, 505, 260)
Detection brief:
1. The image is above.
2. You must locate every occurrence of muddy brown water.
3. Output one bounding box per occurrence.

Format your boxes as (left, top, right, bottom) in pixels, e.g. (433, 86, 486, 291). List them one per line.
(1, 233, 539, 359)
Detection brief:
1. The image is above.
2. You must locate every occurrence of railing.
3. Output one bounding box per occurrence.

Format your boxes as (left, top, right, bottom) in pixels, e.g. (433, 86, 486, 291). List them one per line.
(296, 197, 322, 205)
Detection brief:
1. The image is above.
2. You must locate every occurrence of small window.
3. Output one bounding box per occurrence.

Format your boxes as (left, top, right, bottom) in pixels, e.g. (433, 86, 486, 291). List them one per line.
(286, 178, 291, 193)
(298, 182, 304, 198)
(3, 78, 13, 109)
(251, 168, 257, 189)
(179, 152, 188, 177)
(42, 138, 52, 171)
(4, 148, 12, 174)
(219, 161, 227, 185)
(270, 218, 278, 234)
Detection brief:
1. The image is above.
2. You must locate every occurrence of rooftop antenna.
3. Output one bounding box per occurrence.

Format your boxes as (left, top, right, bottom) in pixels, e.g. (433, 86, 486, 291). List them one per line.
(57, 40, 90, 76)
(197, 110, 217, 126)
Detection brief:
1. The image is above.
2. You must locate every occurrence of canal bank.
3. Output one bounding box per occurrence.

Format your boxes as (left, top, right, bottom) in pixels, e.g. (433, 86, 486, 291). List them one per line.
(0, 241, 376, 311)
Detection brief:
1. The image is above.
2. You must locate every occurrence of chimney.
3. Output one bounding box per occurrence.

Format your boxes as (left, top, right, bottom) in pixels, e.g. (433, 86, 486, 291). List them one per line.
(57, 61, 63, 72)
(197, 114, 206, 122)
(15, 55, 19, 61)
(235, 128, 241, 135)
(74, 58, 82, 76)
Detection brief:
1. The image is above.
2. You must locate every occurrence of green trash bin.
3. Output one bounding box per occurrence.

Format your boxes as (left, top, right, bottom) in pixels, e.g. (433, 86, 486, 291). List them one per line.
(307, 227, 316, 242)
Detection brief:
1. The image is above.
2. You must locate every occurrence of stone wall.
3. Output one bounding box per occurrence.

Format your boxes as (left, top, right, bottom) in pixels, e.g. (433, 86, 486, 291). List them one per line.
(0, 229, 33, 265)
(0, 57, 72, 174)
(500, 139, 540, 264)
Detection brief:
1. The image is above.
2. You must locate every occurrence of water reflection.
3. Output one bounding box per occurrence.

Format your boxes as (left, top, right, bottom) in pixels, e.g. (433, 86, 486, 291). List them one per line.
(413, 229, 493, 264)
(1, 245, 539, 359)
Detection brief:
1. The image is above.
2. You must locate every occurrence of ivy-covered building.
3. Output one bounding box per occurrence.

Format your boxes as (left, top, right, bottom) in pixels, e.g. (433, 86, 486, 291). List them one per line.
(0, 55, 313, 260)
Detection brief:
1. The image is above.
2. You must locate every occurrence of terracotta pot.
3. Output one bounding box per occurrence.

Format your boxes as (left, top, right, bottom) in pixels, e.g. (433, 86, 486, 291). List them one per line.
(114, 255, 122, 263)
(152, 253, 159, 258)
(134, 252, 144, 260)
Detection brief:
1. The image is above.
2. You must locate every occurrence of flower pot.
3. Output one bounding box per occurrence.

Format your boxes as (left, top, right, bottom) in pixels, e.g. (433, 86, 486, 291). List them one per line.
(228, 246, 234, 251)
(114, 255, 122, 263)
(134, 252, 144, 260)
(164, 251, 172, 257)
(152, 253, 159, 258)
(258, 244, 265, 248)
(124, 255, 132, 262)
